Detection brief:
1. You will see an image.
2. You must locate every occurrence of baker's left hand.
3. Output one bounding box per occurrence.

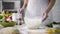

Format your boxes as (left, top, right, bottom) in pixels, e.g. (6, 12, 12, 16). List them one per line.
(42, 12, 48, 22)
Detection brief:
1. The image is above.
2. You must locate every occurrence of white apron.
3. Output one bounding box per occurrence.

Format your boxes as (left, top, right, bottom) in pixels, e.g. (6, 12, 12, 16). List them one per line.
(24, 0, 52, 28)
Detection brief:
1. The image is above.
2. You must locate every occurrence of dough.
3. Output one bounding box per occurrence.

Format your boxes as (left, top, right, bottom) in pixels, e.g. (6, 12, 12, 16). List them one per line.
(0, 27, 20, 34)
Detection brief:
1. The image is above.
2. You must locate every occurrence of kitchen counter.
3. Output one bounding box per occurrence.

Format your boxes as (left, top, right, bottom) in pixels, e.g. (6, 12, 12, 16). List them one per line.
(14, 25, 48, 34)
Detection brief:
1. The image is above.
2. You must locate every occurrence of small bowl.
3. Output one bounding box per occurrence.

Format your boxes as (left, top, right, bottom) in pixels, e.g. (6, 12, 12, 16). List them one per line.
(53, 24, 60, 29)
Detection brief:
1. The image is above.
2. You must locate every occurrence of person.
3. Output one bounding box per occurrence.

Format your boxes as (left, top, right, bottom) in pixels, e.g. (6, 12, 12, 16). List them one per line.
(20, 0, 56, 25)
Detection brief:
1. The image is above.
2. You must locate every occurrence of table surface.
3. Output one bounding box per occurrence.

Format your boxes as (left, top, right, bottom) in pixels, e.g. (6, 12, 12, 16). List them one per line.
(14, 25, 48, 34)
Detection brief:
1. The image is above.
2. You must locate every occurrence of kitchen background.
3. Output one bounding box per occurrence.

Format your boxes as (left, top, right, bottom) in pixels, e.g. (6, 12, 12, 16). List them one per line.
(0, 0, 60, 25)
(0, 0, 60, 34)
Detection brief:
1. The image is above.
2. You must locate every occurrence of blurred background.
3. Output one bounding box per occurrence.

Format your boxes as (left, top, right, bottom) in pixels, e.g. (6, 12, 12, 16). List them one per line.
(0, 0, 60, 25)
(0, 0, 60, 34)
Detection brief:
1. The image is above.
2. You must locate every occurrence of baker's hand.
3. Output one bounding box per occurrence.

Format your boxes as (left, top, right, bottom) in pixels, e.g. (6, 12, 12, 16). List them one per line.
(42, 12, 48, 22)
(20, 8, 24, 14)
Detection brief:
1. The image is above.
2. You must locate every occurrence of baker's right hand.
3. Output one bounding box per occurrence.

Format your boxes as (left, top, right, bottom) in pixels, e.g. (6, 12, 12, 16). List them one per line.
(20, 8, 24, 14)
